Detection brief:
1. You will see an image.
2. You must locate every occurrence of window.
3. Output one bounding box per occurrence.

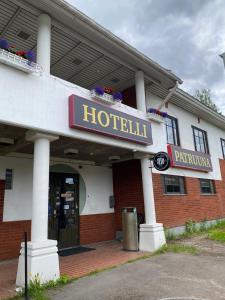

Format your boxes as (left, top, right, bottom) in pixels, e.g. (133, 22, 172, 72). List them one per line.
(199, 179, 215, 194)
(192, 126, 209, 154)
(221, 138, 225, 159)
(165, 115, 180, 146)
(162, 175, 186, 194)
(5, 169, 13, 190)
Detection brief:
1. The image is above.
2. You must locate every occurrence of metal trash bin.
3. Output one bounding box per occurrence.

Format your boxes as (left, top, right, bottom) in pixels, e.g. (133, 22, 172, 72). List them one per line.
(122, 207, 138, 251)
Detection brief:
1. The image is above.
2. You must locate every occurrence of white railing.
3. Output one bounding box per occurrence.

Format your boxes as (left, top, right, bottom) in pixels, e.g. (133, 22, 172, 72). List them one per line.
(146, 112, 165, 123)
(0, 49, 42, 73)
(90, 90, 115, 104)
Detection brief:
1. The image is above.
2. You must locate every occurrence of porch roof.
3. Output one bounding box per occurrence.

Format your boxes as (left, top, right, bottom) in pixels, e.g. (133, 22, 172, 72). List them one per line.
(1, 0, 181, 92)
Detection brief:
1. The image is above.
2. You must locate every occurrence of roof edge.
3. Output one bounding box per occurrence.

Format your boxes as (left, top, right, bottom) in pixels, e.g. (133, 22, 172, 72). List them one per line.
(49, 0, 183, 84)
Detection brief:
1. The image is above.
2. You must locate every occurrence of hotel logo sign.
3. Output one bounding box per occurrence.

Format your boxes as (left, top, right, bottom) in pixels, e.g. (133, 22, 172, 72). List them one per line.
(69, 95, 153, 145)
(167, 145, 212, 172)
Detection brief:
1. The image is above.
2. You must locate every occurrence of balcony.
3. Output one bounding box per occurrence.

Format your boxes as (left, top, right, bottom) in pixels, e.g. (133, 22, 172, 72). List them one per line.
(0, 49, 42, 73)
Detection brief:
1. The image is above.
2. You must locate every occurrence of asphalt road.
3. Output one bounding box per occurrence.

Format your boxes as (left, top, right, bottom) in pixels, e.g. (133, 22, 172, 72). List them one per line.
(47, 252, 225, 300)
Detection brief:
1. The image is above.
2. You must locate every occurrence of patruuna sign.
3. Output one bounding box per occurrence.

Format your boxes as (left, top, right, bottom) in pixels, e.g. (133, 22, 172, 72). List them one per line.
(167, 145, 212, 172)
(69, 95, 153, 145)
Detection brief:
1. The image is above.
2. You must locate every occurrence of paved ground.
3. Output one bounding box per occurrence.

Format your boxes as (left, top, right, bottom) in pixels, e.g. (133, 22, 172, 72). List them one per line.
(48, 251, 225, 300)
(0, 240, 147, 300)
(0, 259, 17, 300)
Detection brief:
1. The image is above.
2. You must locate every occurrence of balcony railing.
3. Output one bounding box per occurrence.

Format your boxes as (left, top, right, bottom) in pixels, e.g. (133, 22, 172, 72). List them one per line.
(0, 49, 42, 73)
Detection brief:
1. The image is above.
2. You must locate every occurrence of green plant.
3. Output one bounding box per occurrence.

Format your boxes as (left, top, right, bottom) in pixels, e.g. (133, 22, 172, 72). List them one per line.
(28, 274, 49, 300)
(185, 219, 197, 234)
(208, 228, 225, 243)
(199, 219, 208, 231)
(55, 274, 70, 285)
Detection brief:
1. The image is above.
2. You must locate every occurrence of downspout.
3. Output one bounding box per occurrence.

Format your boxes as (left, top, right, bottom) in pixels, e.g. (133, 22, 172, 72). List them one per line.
(157, 81, 178, 110)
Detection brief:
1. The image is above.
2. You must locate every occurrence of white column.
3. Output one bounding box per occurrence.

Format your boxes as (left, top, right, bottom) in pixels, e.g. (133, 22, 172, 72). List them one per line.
(141, 157, 156, 224)
(16, 131, 60, 287)
(31, 135, 52, 242)
(37, 14, 51, 73)
(135, 70, 166, 252)
(135, 70, 146, 112)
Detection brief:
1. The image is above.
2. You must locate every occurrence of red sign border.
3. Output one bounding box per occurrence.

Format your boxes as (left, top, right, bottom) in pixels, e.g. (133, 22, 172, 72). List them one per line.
(69, 94, 153, 145)
(167, 144, 213, 173)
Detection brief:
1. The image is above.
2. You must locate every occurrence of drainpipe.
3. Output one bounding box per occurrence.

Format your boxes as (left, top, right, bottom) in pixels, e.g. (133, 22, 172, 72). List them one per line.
(157, 81, 178, 110)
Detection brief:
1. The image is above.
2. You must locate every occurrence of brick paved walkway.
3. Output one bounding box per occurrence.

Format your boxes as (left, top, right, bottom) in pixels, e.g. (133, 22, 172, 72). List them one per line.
(0, 240, 146, 300)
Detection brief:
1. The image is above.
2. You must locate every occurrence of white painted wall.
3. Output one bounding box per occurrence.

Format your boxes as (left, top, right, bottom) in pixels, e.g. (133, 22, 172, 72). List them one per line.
(146, 88, 225, 180)
(0, 155, 113, 221)
(0, 64, 152, 154)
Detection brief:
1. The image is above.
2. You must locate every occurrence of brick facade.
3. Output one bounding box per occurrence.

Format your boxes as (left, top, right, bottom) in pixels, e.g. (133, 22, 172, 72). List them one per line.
(1, 159, 225, 261)
(0, 180, 31, 260)
(113, 159, 225, 231)
(80, 213, 115, 244)
(112, 160, 145, 231)
(0, 176, 115, 260)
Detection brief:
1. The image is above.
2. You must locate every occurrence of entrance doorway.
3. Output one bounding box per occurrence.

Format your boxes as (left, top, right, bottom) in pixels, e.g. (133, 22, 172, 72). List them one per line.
(48, 172, 79, 249)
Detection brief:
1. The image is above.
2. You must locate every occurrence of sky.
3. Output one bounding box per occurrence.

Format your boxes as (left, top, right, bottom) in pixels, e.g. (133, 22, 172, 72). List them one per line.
(68, 0, 225, 112)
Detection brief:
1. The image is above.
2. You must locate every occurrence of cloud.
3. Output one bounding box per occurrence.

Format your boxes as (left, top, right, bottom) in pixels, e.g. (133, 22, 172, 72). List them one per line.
(69, 0, 225, 112)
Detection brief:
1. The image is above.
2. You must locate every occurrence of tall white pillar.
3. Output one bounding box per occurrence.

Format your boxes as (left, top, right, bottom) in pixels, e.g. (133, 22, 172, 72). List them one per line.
(37, 14, 51, 73)
(16, 132, 60, 287)
(135, 70, 166, 252)
(135, 70, 146, 112)
(141, 157, 156, 224)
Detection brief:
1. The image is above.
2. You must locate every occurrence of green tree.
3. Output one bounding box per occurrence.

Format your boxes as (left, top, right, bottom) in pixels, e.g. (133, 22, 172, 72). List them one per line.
(195, 88, 220, 113)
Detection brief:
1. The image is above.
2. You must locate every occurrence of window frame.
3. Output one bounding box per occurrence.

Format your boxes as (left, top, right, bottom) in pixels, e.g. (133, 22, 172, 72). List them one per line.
(199, 178, 216, 195)
(192, 125, 209, 154)
(162, 175, 186, 195)
(221, 138, 225, 159)
(165, 115, 180, 146)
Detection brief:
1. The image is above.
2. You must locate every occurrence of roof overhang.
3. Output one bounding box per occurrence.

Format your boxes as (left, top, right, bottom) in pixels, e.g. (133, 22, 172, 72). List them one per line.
(11, 0, 182, 89)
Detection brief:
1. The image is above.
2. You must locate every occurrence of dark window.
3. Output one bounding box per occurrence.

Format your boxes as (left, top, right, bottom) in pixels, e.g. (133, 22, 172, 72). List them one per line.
(192, 126, 209, 154)
(221, 138, 225, 159)
(5, 169, 13, 190)
(162, 175, 186, 194)
(199, 179, 215, 194)
(165, 115, 180, 146)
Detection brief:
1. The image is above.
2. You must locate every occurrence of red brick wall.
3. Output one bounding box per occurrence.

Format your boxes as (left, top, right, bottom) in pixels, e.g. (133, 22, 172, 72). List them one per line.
(80, 213, 115, 244)
(112, 160, 144, 231)
(122, 86, 137, 108)
(113, 159, 225, 231)
(0, 177, 115, 260)
(0, 180, 31, 260)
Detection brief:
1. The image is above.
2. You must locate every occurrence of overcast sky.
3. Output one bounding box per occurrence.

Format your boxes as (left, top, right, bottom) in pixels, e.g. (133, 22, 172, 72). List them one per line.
(68, 0, 225, 112)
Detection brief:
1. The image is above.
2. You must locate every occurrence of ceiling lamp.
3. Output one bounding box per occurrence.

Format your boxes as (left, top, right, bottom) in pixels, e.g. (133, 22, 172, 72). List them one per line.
(64, 148, 79, 155)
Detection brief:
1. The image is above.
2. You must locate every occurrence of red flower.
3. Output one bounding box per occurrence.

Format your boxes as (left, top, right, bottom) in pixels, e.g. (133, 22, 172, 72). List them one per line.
(104, 87, 113, 94)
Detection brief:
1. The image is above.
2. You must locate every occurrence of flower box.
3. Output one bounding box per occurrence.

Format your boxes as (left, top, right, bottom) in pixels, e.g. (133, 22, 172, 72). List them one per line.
(146, 112, 165, 123)
(0, 49, 42, 73)
(90, 90, 115, 105)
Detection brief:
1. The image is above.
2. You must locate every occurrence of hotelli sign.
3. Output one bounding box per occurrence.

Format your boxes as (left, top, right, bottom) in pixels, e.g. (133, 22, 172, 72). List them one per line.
(69, 95, 153, 145)
(167, 144, 212, 172)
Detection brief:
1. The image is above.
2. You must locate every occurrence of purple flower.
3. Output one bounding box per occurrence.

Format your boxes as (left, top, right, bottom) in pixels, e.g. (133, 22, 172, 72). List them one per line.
(161, 112, 168, 118)
(113, 91, 123, 101)
(25, 50, 35, 62)
(147, 108, 156, 114)
(0, 39, 9, 50)
(94, 86, 104, 96)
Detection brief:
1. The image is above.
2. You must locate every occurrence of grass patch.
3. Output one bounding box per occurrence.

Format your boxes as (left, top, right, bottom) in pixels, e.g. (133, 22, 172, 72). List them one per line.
(154, 243, 198, 255)
(208, 229, 225, 243)
(165, 219, 225, 242)
(10, 274, 71, 300)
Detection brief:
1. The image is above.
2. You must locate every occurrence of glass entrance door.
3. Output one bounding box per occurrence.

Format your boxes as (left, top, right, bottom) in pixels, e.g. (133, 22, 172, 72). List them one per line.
(48, 172, 79, 249)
